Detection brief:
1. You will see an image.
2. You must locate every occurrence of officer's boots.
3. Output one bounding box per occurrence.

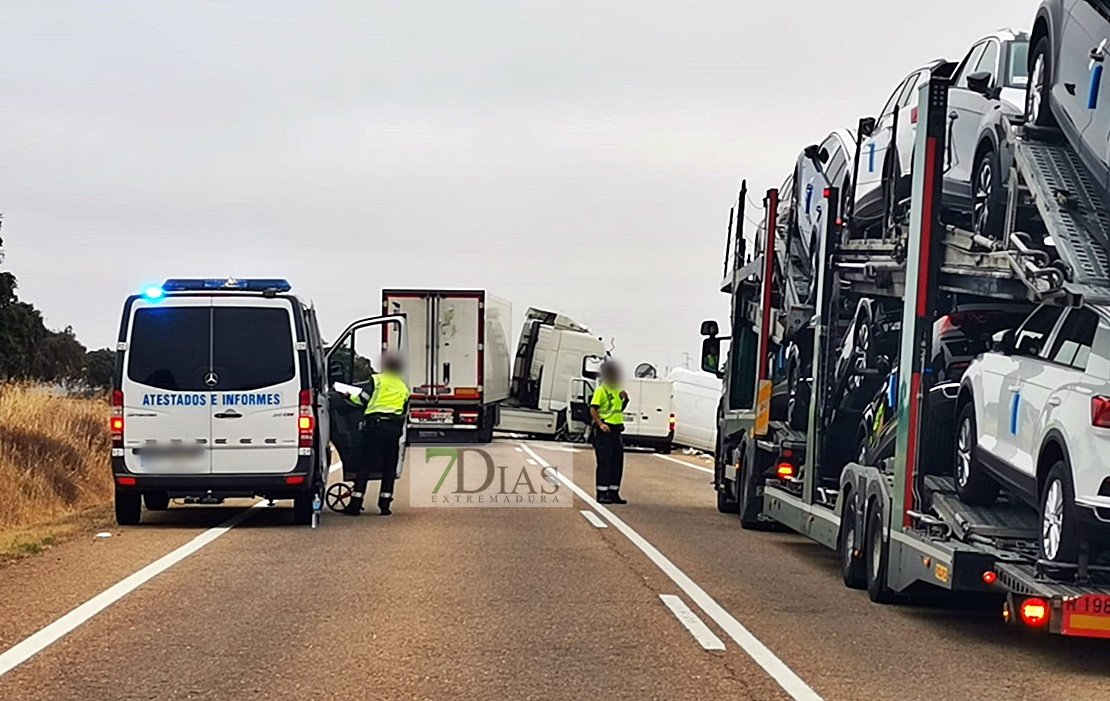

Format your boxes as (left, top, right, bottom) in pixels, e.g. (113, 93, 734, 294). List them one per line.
(610, 491, 628, 505)
(342, 494, 365, 516)
(378, 496, 393, 516)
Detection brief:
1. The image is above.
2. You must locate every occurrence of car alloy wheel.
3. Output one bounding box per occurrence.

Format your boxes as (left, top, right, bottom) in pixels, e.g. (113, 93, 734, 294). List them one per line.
(973, 159, 993, 235)
(956, 415, 972, 488)
(1028, 54, 1046, 125)
(849, 322, 870, 392)
(1041, 477, 1064, 561)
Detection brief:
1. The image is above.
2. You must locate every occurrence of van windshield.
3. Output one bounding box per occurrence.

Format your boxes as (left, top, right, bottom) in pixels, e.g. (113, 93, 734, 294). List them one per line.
(127, 305, 295, 392)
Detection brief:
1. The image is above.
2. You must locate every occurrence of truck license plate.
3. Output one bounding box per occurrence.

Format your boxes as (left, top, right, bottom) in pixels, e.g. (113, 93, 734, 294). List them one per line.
(1063, 595, 1110, 638)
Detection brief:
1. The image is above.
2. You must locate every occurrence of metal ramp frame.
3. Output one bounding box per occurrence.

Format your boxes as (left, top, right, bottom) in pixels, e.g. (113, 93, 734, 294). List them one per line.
(1008, 127, 1110, 306)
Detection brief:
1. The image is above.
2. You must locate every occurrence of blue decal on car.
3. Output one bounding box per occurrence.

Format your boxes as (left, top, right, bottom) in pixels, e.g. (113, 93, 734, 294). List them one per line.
(868, 143, 876, 173)
(1090, 63, 1103, 110)
(1010, 392, 1020, 435)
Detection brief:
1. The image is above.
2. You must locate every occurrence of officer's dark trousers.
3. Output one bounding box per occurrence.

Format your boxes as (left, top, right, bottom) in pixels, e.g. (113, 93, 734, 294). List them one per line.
(353, 416, 404, 501)
(593, 424, 625, 495)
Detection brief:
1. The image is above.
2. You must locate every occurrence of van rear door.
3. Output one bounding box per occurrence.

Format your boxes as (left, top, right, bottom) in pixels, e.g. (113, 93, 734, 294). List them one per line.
(209, 298, 301, 475)
(121, 297, 213, 475)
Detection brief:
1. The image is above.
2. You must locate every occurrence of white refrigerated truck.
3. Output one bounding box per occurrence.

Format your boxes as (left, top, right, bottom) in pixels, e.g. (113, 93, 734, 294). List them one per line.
(383, 289, 512, 443)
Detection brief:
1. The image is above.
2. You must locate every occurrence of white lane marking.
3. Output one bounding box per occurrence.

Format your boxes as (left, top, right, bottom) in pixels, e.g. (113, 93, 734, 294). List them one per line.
(0, 461, 346, 678)
(514, 447, 524, 453)
(654, 454, 714, 475)
(521, 443, 823, 701)
(660, 594, 726, 651)
(526, 458, 538, 466)
(580, 510, 607, 528)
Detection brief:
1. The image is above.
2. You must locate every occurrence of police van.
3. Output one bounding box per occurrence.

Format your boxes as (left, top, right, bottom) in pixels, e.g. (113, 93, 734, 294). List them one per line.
(111, 278, 404, 526)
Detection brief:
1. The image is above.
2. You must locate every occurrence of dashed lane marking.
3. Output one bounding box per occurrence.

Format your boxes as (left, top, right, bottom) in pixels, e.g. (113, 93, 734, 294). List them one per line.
(660, 594, 726, 651)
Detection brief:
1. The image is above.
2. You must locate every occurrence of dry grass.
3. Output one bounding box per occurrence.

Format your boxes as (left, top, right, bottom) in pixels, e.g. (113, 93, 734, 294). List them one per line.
(0, 384, 112, 558)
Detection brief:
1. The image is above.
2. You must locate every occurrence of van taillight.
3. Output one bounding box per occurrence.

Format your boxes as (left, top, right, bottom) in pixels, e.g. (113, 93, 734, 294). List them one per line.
(1092, 397, 1110, 428)
(111, 390, 124, 447)
(299, 389, 315, 447)
(669, 413, 676, 431)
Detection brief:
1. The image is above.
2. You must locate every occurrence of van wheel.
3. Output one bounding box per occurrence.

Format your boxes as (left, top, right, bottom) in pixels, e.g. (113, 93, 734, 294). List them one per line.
(1040, 461, 1080, 564)
(115, 491, 142, 526)
(655, 443, 672, 455)
(954, 404, 1000, 505)
(292, 485, 320, 526)
(865, 500, 896, 603)
(839, 494, 866, 589)
(143, 491, 170, 511)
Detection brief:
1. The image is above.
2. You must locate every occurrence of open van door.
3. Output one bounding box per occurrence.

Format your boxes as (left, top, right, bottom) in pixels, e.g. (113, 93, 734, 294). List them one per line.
(326, 314, 407, 482)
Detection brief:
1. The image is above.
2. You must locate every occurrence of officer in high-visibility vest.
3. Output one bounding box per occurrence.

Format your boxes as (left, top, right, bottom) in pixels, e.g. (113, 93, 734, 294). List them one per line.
(342, 354, 410, 516)
(590, 361, 630, 505)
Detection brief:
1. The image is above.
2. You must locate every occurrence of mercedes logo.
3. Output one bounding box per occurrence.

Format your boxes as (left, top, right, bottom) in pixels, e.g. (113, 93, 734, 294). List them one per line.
(204, 372, 220, 388)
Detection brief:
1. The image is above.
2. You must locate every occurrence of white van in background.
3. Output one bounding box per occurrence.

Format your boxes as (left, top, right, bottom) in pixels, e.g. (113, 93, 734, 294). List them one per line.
(666, 368, 720, 454)
(620, 377, 675, 454)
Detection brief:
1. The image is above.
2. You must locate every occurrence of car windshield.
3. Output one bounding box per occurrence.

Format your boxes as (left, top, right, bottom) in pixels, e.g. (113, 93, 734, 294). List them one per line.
(1006, 41, 1029, 88)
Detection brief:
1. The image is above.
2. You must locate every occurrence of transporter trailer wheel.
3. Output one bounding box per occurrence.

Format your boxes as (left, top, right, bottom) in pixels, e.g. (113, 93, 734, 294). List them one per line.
(865, 500, 896, 604)
(838, 495, 866, 590)
(716, 483, 739, 514)
(325, 483, 353, 514)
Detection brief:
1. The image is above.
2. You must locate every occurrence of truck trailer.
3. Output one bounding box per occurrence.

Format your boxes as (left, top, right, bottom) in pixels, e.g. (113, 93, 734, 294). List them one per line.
(383, 289, 512, 443)
(700, 73, 1110, 638)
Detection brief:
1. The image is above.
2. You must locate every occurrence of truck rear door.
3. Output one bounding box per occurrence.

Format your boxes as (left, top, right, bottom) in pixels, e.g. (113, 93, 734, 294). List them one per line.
(209, 298, 301, 475)
(434, 293, 482, 399)
(121, 297, 213, 475)
(385, 293, 433, 397)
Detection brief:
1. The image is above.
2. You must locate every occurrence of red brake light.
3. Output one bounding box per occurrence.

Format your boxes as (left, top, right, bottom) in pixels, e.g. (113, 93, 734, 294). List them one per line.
(1019, 598, 1049, 627)
(910, 106, 919, 124)
(936, 315, 955, 336)
(116, 476, 137, 486)
(982, 571, 998, 585)
(1092, 397, 1110, 428)
(458, 411, 479, 425)
(111, 390, 124, 447)
(822, 188, 831, 198)
(776, 463, 795, 479)
(299, 389, 315, 447)
(284, 475, 306, 486)
(668, 413, 676, 431)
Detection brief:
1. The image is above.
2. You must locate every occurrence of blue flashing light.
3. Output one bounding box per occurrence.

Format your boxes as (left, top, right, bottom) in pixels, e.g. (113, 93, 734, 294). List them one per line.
(141, 285, 165, 301)
(161, 278, 292, 293)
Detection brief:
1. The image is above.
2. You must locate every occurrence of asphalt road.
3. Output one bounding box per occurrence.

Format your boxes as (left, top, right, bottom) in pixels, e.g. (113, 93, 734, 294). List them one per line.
(1, 440, 1109, 700)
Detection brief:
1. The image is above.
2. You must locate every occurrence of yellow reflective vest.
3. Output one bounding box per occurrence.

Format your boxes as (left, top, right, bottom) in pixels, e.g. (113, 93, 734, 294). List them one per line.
(590, 384, 626, 425)
(352, 372, 410, 416)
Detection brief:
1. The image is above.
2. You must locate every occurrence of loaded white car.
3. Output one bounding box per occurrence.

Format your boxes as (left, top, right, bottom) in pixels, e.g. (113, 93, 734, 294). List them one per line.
(956, 303, 1110, 564)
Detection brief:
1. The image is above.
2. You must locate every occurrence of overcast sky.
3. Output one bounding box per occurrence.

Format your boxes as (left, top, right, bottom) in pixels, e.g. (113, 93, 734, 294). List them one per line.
(1, 0, 1038, 371)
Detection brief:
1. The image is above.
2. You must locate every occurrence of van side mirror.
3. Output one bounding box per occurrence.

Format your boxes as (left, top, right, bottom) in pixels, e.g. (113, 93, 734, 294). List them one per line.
(967, 71, 993, 97)
(991, 329, 1015, 355)
(858, 117, 876, 139)
(700, 320, 719, 337)
(701, 338, 723, 377)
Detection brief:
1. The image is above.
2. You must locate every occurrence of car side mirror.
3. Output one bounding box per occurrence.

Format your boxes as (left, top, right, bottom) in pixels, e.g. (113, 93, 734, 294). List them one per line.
(700, 320, 719, 337)
(857, 117, 876, 139)
(967, 71, 993, 97)
(991, 329, 1015, 355)
(701, 337, 723, 377)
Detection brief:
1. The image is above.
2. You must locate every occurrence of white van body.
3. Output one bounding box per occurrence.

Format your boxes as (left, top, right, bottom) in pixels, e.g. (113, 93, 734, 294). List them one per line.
(121, 294, 304, 477)
(621, 377, 675, 452)
(667, 368, 721, 453)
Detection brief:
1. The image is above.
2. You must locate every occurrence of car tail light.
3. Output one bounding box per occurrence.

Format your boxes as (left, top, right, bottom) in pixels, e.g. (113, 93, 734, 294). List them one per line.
(1019, 598, 1049, 627)
(459, 411, 479, 425)
(668, 413, 676, 431)
(1092, 397, 1110, 428)
(116, 476, 137, 486)
(910, 106, 919, 124)
(285, 475, 306, 486)
(111, 390, 124, 448)
(299, 389, 315, 447)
